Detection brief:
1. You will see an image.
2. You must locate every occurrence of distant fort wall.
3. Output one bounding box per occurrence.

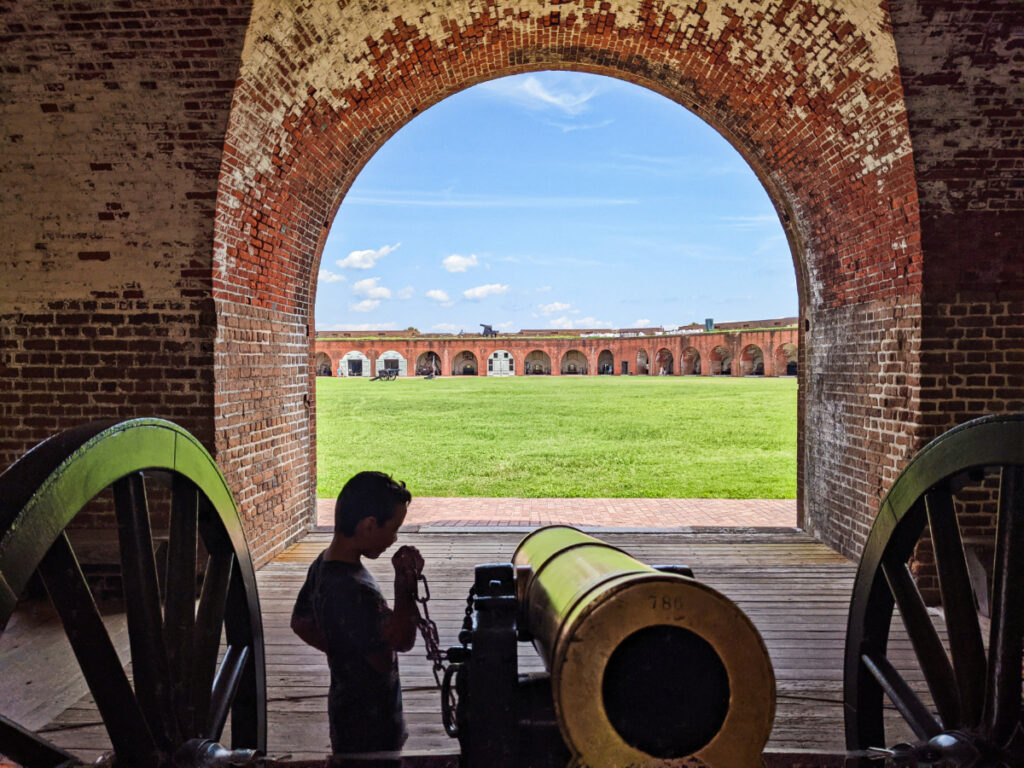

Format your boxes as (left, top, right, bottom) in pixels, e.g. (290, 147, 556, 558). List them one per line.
(314, 318, 799, 378)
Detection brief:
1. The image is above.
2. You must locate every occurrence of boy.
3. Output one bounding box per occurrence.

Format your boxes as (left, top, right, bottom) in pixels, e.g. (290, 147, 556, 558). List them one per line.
(291, 471, 424, 762)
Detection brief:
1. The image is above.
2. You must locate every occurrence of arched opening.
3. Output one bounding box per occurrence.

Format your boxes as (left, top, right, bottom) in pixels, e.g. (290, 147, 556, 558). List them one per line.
(487, 350, 515, 377)
(775, 343, 798, 377)
(710, 346, 733, 376)
(212, 3, 925, 566)
(740, 345, 765, 376)
(525, 350, 551, 375)
(375, 350, 407, 377)
(416, 351, 442, 376)
(561, 350, 588, 375)
(340, 351, 371, 378)
(636, 349, 650, 376)
(451, 350, 478, 376)
(315, 351, 333, 377)
(598, 350, 614, 375)
(681, 347, 701, 376)
(655, 348, 674, 376)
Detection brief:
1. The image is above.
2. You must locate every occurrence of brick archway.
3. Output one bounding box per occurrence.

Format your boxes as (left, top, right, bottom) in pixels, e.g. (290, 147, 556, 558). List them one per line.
(740, 344, 765, 376)
(314, 351, 333, 376)
(211, 1, 922, 558)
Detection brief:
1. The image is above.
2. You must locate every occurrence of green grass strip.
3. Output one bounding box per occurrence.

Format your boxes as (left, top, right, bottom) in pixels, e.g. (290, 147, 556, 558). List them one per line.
(316, 376, 796, 499)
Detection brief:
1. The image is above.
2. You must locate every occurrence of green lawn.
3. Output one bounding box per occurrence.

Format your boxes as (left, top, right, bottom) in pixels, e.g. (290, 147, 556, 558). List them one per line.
(316, 376, 797, 499)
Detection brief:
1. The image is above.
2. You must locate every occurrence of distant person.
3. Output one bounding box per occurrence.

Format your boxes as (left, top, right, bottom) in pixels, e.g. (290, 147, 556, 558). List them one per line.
(291, 471, 423, 766)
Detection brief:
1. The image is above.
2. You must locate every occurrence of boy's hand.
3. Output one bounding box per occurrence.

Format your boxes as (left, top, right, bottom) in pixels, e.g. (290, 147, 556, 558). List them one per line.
(392, 545, 424, 592)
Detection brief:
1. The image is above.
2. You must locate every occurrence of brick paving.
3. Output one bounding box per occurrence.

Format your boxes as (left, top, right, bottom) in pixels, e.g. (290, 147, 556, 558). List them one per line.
(316, 496, 797, 530)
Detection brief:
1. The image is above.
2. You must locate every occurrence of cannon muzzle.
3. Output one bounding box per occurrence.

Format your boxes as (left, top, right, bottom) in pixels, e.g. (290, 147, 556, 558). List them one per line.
(510, 525, 775, 767)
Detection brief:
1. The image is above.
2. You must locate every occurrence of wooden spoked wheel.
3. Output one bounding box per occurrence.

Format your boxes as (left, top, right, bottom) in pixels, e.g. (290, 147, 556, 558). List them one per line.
(845, 414, 1024, 766)
(0, 419, 266, 767)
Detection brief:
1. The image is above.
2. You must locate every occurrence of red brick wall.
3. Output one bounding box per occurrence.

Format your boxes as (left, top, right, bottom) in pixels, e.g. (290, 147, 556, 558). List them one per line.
(216, 1, 920, 559)
(3, 1, 1021, 568)
(890, 0, 1024, 435)
(0, 2, 251, 521)
(315, 328, 799, 377)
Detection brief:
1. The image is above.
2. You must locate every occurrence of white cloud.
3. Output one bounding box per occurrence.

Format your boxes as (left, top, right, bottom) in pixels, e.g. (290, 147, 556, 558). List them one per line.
(425, 289, 452, 305)
(538, 301, 571, 316)
(337, 242, 400, 269)
(318, 270, 346, 284)
(432, 322, 461, 333)
(578, 317, 613, 328)
(634, 318, 651, 326)
(484, 74, 598, 115)
(464, 283, 509, 300)
(550, 316, 574, 329)
(350, 299, 381, 312)
(443, 254, 479, 273)
(397, 286, 415, 299)
(352, 277, 392, 299)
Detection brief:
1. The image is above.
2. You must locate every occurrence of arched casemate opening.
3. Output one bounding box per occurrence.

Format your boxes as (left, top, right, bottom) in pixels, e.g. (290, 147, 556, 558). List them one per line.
(740, 345, 765, 376)
(488, 350, 515, 376)
(214, 3, 924, 560)
(655, 348, 674, 376)
(525, 351, 552, 375)
(681, 347, 701, 376)
(452, 351, 478, 376)
(561, 350, 588, 375)
(636, 349, 650, 376)
(776, 343, 798, 377)
(376, 351, 407, 377)
(315, 352, 333, 377)
(340, 351, 371, 378)
(598, 350, 614, 375)
(416, 351, 442, 376)
(710, 346, 733, 376)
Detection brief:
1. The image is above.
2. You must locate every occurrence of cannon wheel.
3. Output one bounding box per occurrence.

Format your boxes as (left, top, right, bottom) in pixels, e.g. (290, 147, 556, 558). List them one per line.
(0, 419, 266, 767)
(845, 413, 1024, 765)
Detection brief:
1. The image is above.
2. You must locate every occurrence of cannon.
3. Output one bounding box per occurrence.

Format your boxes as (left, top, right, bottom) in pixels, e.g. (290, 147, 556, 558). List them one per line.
(480, 325, 498, 337)
(445, 525, 776, 768)
(2, 415, 1022, 767)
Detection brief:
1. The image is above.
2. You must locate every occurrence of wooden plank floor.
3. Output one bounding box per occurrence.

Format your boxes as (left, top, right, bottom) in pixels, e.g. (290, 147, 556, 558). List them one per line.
(31, 527, 934, 762)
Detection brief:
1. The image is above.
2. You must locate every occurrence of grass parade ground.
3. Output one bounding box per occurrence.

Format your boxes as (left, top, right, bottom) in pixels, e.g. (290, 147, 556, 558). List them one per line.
(316, 375, 797, 499)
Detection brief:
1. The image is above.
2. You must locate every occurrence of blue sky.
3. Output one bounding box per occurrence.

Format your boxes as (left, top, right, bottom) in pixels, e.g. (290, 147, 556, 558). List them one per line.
(315, 72, 797, 333)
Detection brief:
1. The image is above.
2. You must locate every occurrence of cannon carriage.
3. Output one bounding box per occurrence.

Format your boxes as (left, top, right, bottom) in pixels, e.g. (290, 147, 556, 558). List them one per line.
(1, 415, 1022, 767)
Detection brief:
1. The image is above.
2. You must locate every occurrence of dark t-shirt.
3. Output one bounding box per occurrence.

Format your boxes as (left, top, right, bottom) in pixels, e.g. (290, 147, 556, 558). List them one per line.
(292, 553, 406, 754)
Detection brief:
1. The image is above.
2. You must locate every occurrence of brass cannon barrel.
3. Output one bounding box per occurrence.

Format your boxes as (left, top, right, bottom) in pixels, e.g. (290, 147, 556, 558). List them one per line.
(512, 526, 775, 768)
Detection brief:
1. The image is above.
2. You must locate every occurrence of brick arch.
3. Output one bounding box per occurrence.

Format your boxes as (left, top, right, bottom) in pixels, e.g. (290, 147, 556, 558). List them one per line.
(415, 351, 442, 376)
(486, 348, 517, 376)
(525, 350, 552, 375)
(314, 351, 333, 377)
(636, 348, 650, 375)
(655, 347, 674, 375)
(776, 343, 798, 377)
(560, 349, 589, 375)
(681, 346, 701, 376)
(597, 349, 614, 375)
(211, 1, 922, 557)
(709, 345, 733, 376)
(740, 344, 765, 376)
(451, 350, 479, 376)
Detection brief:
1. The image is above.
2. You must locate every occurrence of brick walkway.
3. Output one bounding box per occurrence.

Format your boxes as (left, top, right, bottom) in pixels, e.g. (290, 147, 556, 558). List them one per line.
(316, 496, 797, 530)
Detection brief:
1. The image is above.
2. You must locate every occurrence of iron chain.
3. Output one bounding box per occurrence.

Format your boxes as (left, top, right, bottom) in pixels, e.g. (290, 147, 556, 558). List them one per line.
(413, 575, 476, 738)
